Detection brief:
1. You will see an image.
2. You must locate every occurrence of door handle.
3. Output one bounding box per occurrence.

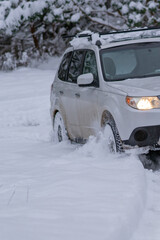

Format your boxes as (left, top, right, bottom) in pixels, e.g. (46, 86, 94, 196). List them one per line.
(59, 90, 64, 95)
(75, 93, 80, 98)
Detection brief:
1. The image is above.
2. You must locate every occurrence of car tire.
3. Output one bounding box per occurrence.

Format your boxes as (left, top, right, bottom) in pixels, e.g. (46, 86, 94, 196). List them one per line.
(53, 112, 68, 143)
(103, 112, 123, 153)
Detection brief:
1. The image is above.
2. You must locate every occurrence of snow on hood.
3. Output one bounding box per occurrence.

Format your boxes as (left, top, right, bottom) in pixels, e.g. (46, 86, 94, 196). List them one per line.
(108, 76, 160, 96)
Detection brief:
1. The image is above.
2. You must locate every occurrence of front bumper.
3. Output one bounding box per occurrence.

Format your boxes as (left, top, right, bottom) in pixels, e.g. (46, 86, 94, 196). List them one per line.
(123, 125, 160, 147)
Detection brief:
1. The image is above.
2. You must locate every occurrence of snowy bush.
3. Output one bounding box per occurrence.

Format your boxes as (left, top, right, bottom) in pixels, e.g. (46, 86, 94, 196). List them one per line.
(111, 0, 160, 27)
(2, 53, 15, 71)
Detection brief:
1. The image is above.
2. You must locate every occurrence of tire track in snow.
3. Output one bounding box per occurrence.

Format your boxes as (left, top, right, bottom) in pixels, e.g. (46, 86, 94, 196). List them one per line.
(131, 170, 160, 240)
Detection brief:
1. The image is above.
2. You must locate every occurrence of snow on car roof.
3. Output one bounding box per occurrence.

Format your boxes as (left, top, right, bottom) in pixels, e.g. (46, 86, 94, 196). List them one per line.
(69, 28, 160, 48)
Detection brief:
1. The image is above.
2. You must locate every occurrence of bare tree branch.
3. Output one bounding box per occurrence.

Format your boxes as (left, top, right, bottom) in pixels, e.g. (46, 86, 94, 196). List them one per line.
(71, 0, 122, 31)
(90, 10, 127, 22)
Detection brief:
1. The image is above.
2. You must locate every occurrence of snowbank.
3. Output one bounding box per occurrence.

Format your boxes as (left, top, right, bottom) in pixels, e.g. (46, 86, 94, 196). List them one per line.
(0, 64, 152, 240)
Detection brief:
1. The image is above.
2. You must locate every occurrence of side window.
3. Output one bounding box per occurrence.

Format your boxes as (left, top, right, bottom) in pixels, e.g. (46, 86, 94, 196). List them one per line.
(68, 50, 85, 83)
(83, 50, 99, 87)
(58, 52, 72, 81)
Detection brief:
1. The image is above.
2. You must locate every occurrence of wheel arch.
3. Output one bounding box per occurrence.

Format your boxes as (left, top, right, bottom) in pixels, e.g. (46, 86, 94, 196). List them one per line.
(101, 110, 115, 128)
(53, 109, 59, 118)
(52, 109, 69, 137)
(51, 109, 59, 126)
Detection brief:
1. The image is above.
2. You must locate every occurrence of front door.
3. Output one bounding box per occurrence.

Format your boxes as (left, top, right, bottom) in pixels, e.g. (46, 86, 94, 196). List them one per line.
(75, 50, 100, 139)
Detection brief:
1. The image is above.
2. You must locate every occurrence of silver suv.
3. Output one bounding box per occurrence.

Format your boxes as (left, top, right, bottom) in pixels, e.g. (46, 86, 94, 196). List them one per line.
(50, 28, 160, 152)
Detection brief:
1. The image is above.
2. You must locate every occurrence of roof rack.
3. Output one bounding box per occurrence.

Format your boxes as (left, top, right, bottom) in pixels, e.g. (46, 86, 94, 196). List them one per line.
(63, 26, 160, 48)
(62, 26, 160, 40)
(62, 33, 92, 40)
(99, 26, 160, 36)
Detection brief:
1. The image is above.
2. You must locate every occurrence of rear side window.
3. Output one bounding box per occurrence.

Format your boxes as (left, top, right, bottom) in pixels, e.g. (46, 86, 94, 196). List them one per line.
(58, 52, 72, 81)
(68, 50, 85, 83)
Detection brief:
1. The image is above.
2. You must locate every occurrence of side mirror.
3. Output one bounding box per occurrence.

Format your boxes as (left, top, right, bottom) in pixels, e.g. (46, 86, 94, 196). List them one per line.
(77, 73, 94, 87)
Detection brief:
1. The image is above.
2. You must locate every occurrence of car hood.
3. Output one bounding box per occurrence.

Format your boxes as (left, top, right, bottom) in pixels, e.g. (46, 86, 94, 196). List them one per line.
(107, 76, 160, 96)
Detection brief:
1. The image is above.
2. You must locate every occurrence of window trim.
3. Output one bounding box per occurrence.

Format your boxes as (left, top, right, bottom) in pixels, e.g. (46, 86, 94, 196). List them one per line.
(58, 49, 100, 87)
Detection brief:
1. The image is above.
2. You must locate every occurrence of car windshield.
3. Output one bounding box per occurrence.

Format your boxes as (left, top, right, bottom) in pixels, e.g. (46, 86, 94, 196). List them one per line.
(100, 42, 160, 81)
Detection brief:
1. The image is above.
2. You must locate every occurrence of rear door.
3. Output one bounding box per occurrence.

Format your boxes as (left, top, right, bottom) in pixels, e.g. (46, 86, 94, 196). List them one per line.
(57, 50, 86, 140)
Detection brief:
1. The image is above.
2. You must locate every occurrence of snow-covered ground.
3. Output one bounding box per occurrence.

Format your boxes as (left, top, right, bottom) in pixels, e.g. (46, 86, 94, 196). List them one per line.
(0, 59, 160, 240)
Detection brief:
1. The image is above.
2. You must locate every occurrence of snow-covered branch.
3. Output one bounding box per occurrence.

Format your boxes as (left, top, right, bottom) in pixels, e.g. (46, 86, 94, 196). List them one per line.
(0, 0, 160, 70)
(71, 0, 120, 31)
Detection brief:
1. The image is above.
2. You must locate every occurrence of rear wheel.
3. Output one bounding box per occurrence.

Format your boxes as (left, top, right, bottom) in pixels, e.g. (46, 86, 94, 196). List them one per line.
(53, 112, 68, 142)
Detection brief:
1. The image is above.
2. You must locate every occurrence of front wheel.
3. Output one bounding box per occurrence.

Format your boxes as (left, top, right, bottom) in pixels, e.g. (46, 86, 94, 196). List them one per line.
(53, 112, 68, 143)
(103, 113, 123, 153)
(104, 124, 117, 153)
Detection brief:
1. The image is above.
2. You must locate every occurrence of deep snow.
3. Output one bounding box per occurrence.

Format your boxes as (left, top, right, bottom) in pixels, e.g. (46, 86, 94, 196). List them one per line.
(0, 60, 160, 240)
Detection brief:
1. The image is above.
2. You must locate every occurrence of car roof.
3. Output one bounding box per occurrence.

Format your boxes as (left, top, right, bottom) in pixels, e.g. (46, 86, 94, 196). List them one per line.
(100, 37, 160, 49)
(66, 28, 160, 52)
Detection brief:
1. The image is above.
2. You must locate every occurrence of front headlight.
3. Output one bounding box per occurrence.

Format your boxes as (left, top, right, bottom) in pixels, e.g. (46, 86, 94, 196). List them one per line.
(126, 96, 160, 110)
